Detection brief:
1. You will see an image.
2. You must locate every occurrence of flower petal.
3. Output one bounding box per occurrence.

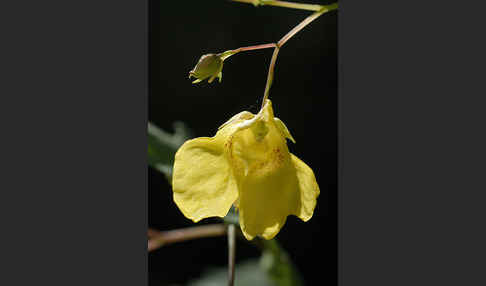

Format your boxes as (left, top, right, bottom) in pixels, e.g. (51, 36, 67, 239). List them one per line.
(238, 154, 319, 239)
(290, 154, 320, 221)
(238, 166, 301, 240)
(172, 136, 238, 222)
(274, 117, 296, 143)
(218, 111, 254, 131)
(230, 111, 302, 240)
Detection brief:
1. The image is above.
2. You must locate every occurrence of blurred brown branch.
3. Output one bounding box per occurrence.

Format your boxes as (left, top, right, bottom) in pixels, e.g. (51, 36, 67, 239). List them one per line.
(148, 224, 227, 252)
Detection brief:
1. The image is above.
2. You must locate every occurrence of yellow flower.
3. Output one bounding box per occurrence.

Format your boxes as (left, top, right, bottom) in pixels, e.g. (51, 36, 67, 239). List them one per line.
(172, 100, 320, 240)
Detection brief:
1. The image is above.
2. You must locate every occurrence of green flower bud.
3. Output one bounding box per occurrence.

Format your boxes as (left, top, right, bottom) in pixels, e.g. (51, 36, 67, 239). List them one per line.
(188, 54, 224, 84)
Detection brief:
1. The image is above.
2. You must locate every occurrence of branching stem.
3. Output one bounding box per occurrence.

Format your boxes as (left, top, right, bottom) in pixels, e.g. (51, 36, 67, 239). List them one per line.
(278, 6, 333, 47)
(232, 0, 326, 12)
(261, 3, 338, 108)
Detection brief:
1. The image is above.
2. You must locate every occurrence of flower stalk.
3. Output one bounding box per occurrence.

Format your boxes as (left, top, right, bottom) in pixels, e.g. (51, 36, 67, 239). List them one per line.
(262, 47, 279, 108)
(219, 43, 277, 61)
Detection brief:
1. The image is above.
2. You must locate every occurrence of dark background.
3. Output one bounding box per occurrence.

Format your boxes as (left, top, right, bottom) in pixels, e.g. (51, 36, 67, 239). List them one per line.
(149, 0, 337, 285)
(5, 1, 486, 286)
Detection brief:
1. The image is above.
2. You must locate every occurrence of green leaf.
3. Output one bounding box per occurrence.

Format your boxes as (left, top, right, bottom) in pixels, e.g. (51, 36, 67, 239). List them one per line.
(187, 259, 277, 286)
(223, 206, 239, 225)
(186, 242, 303, 286)
(260, 239, 304, 286)
(148, 121, 192, 180)
(222, 211, 304, 286)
